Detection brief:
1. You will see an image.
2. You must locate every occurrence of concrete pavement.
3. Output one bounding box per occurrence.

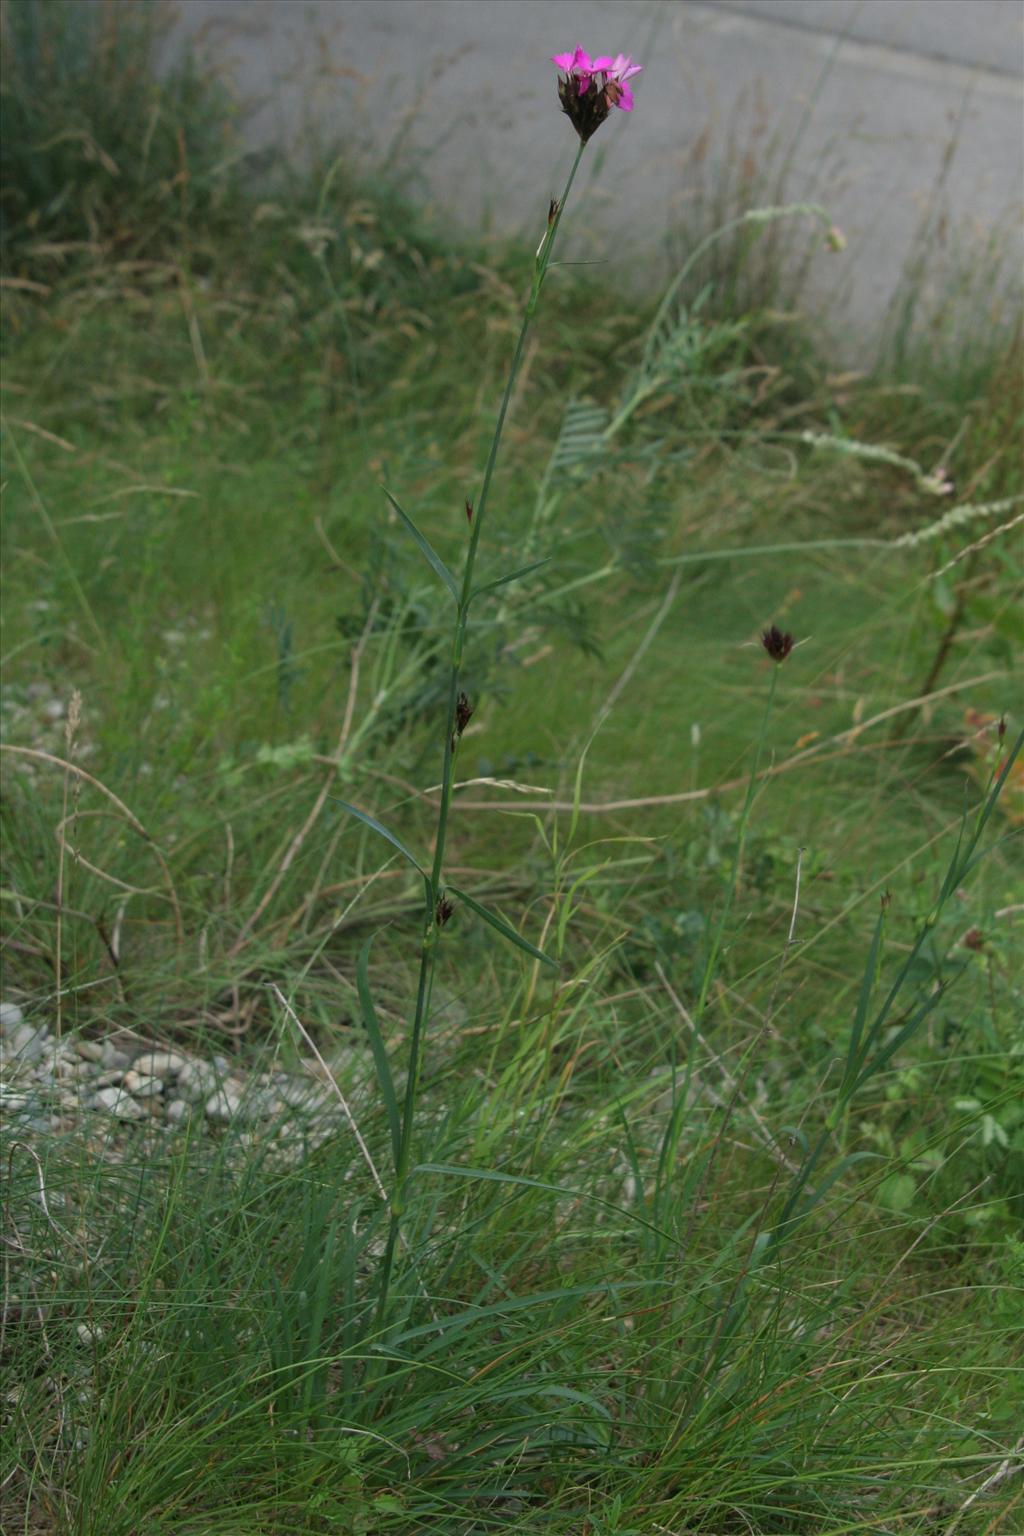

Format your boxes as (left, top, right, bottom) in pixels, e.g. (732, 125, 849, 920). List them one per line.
(167, 0, 1024, 352)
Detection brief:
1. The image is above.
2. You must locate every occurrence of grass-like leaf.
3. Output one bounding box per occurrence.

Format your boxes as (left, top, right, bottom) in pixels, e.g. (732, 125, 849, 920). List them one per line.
(382, 487, 459, 603)
(838, 904, 887, 1101)
(331, 797, 425, 875)
(357, 935, 401, 1174)
(446, 883, 557, 966)
(469, 557, 551, 603)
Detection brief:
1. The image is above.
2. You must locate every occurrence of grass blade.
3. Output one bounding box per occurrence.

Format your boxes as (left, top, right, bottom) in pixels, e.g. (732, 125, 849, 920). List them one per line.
(839, 904, 887, 1100)
(383, 487, 459, 603)
(469, 558, 551, 603)
(357, 935, 401, 1174)
(446, 883, 557, 967)
(330, 798, 425, 875)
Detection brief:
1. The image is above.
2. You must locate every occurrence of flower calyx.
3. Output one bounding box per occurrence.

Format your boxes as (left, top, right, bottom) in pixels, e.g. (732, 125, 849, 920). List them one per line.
(761, 625, 795, 664)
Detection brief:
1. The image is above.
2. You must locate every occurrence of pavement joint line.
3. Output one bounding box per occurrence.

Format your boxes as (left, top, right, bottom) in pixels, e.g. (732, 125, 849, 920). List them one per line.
(685, 0, 1024, 97)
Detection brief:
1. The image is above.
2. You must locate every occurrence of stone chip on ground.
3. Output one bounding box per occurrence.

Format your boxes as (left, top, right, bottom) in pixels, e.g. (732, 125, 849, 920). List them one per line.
(205, 1084, 245, 1123)
(93, 1086, 147, 1121)
(0, 1001, 26, 1031)
(131, 1050, 188, 1079)
(123, 1071, 165, 1098)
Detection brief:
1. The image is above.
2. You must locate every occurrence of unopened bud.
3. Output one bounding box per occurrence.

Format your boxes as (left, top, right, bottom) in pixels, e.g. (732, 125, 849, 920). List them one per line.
(761, 625, 794, 664)
(455, 691, 474, 736)
(435, 893, 455, 927)
(548, 198, 559, 227)
(465, 499, 473, 525)
(825, 225, 847, 253)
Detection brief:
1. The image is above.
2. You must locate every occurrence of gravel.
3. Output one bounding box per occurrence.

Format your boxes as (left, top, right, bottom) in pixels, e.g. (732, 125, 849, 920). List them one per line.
(0, 998, 364, 1148)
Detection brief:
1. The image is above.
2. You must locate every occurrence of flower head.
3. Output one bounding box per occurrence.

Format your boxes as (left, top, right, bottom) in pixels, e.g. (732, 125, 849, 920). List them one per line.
(761, 625, 795, 663)
(552, 45, 642, 143)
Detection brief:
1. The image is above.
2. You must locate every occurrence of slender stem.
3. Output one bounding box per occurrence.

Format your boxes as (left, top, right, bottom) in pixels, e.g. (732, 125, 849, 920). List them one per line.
(693, 664, 779, 1025)
(375, 142, 587, 1325)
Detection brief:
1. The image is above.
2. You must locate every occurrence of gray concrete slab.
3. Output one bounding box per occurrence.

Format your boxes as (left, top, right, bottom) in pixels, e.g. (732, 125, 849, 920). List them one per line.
(167, 0, 1023, 354)
(713, 1, 1023, 76)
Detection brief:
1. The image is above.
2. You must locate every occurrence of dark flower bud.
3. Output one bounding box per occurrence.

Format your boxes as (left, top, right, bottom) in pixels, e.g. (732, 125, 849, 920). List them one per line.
(455, 691, 474, 736)
(761, 625, 794, 663)
(998, 715, 1007, 741)
(962, 927, 984, 951)
(465, 499, 473, 525)
(548, 197, 560, 227)
(435, 893, 455, 927)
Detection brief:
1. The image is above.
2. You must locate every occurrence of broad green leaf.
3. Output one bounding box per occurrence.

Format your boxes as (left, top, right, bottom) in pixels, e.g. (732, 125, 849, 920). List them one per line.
(382, 488, 459, 603)
(446, 883, 557, 967)
(877, 1172, 917, 1213)
(357, 936, 401, 1173)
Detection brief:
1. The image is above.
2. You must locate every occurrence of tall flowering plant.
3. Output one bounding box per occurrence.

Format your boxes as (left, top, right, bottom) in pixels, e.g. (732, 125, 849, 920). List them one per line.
(336, 48, 641, 1323)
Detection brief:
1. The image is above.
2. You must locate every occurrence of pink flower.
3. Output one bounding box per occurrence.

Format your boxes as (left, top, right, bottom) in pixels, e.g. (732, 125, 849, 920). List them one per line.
(551, 45, 598, 95)
(603, 53, 643, 112)
(552, 46, 643, 141)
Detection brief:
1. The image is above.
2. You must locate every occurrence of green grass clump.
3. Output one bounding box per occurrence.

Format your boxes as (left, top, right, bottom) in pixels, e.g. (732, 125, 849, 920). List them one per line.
(2, 12, 1022, 1535)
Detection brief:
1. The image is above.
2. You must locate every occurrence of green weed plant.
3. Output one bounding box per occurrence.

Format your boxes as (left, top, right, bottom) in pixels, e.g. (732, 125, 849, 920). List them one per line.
(2, 14, 1022, 1536)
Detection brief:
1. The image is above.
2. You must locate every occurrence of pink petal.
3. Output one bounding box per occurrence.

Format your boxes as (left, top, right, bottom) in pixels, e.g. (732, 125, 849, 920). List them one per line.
(572, 44, 593, 72)
(552, 51, 575, 70)
(608, 53, 642, 81)
(615, 83, 635, 111)
(590, 55, 614, 71)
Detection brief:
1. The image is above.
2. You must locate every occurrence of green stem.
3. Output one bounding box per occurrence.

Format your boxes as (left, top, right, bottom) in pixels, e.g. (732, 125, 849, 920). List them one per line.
(693, 664, 780, 1026)
(375, 142, 587, 1327)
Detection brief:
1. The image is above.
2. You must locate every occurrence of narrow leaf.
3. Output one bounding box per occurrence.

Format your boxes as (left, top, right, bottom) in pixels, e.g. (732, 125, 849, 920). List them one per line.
(382, 488, 459, 602)
(446, 883, 557, 967)
(470, 558, 550, 603)
(840, 906, 887, 1097)
(787, 1151, 879, 1225)
(357, 936, 401, 1172)
(851, 986, 944, 1097)
(331, 798, 424, 874)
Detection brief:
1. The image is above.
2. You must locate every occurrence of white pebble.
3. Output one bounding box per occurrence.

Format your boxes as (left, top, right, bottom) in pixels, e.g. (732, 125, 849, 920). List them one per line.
(122, 1071, 164, 1098)
(177, 1060, 220, 1103)
(205, 1085, 244, 1123)
(131, 1050, 187, 1079)
(74, 1038, 105, 1063)
(94, 1069, 125, 1088)
(165, 1099, 192, 1126)
(76, 1324, 104, 1346)
(3, 1022, 49, 1063)
(94, 1086, 146, 1121)
(275, 1077, 330, 1111)
(0, 1001, 25, 1031)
